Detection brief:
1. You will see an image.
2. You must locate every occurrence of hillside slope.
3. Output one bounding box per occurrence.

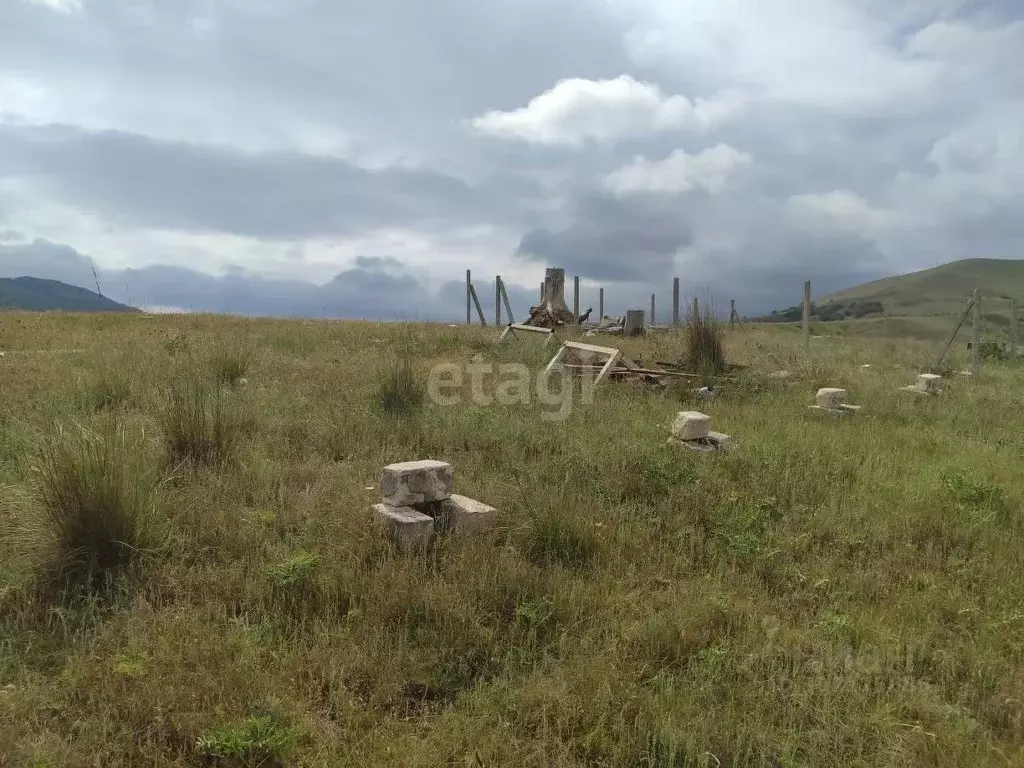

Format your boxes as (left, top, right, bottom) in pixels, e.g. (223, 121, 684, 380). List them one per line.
(0, 277, 136, 312)
(821, 258, 1024, 316)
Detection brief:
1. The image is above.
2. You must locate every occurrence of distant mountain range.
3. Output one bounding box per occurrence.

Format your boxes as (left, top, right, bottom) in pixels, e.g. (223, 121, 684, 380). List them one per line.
(0, 277, 137, 312)
(759, 258, 1024, 322)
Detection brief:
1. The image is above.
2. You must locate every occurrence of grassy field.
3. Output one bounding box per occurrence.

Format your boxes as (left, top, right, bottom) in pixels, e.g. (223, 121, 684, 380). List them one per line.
(1, 311, 1023, 767)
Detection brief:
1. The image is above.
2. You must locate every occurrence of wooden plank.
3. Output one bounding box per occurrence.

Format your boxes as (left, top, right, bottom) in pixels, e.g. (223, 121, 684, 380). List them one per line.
(469, 283, 487, 326)
(509, 323, 552, 335)
(543, 344, 568, 375)
(595, 350, 621, 384)
(563, 340, 621, 356)
(497, 324, 515, 342)
(932, 295, 974, 369)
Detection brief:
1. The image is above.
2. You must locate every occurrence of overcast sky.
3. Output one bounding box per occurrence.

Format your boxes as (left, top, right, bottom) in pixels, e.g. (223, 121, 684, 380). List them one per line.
(1, 0, 1021, 318)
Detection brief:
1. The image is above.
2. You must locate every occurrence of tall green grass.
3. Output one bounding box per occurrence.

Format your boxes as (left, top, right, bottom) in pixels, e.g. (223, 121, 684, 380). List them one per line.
(160, 375, 247, 467)
(29, 423, 165, 586)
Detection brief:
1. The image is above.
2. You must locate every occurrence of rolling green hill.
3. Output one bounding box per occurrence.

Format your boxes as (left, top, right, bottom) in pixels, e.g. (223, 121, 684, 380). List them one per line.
(0, 277, 137, 313)
(821, 258, 1024, 317)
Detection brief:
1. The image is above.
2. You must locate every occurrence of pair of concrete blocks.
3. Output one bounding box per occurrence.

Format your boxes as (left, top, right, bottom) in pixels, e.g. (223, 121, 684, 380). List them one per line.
(370, 460, 497, 547)
(809, 387, 861, 415)
(669, 411, 732, 452)
(903, 373, 943, 396)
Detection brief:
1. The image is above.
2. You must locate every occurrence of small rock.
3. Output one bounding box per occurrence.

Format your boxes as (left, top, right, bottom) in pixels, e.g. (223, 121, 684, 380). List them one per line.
(768, 370, 791, 379)
(915, 373, 942, 394)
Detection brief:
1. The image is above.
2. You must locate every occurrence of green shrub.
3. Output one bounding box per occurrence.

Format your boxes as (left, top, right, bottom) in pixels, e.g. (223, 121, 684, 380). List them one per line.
(196, 715, 299, 766)
(31, 423, 165, 586)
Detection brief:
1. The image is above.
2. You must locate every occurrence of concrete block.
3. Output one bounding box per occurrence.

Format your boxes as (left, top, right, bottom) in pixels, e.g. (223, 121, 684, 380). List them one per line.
(439, 494, 498, 532)
(816, 388, 848, 408)
(707, 431, 733, 450)
(672, 411, 710, 441)
(371, 503, 434, 546)
(379, 459, 453, 506)
(915, 373, 942, 394)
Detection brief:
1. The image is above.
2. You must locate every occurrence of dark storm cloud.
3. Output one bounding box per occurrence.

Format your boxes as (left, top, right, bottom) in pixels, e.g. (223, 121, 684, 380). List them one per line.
(0, 124, 534, 238)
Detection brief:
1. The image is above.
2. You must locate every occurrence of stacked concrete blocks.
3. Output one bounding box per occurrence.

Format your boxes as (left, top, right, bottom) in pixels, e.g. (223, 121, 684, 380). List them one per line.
(668, 411, 732, 453)
(371, 460, 497, 547)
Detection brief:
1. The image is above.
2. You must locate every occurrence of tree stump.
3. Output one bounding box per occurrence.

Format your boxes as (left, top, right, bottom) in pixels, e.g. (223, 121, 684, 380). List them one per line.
(525, 267, 577, 327)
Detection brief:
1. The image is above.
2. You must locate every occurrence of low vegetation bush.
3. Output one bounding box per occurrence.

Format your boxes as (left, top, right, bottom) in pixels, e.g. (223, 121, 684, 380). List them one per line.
(683, 300, 727, 375)
(210, 338, 252, 386)
(160, 375, 246, 467)
(30, 423, 165, 586)
(376, 353, 427, 415)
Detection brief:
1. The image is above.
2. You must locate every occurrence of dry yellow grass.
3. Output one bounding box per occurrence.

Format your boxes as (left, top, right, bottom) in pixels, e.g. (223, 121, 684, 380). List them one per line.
(0, 311, 1022, 766)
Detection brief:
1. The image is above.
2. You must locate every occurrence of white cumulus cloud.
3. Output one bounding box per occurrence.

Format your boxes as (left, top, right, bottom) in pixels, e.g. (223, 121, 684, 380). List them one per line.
(604, 144, 753, 195)
(787, 190, 901, 235)
(470, 75, 743, 147)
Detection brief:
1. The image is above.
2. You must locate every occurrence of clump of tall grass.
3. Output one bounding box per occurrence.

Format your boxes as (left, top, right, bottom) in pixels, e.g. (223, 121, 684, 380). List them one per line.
(376, 353, 427, 416)
(683, 299, 727, 375)
(29, 423, 166, 586)
(84, 354, 141, 412)
(160, 375, 246, 467)
(210, 338, 253, 386)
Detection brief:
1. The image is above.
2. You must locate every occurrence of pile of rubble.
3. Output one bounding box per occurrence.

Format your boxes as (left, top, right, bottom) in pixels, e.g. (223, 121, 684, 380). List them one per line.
(370, 460, 497, 546)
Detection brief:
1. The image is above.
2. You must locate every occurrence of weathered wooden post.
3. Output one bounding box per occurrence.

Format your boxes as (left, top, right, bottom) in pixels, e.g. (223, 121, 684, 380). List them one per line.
(469, 283, 487, 326)
(1011, 297, 1018, 360)
(729, 298, 736, 329)
(802, 280, 811, 353)
(624, 309, 646, 337)
(540, 281, 545, 301)
(598, 288, 604, 324)
(573, 275, 580, 324)
(971, 288, 981, 377)
(466, 269, 472, 325)
(495, 275, 502, 325)
(691, 297, 699, 322)
(672, 277, 680, 327)
(650, 293, 656, 324)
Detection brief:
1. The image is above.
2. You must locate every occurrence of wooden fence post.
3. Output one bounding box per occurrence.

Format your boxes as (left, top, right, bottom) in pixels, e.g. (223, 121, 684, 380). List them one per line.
(802, 280, 811, 353)
(1011, 297, 1018, 360)
(495, 276, 502, 325)
(466, 269, 472, 325)
(624, 310, 645, 337)
(650, 294, 656, 324)
(672, 278, 680, 327)
(500, 280, 515, 324)
(932, 295, 974, 370)
(730, 299, 736, 329)
(691, 296, 699, 321)
(469, 283, 487, 326)
(971, 288, 981, 377)
(598, 288, 604, 324)
(573, 275, 580, 324)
